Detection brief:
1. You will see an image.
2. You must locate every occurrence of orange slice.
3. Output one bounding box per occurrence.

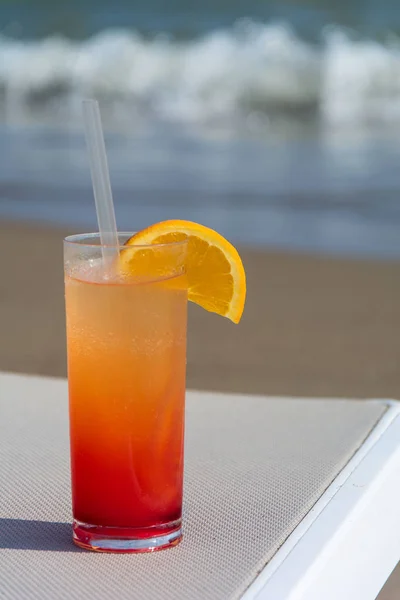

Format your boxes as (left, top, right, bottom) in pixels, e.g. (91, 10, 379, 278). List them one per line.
(121, 220, 246, 323)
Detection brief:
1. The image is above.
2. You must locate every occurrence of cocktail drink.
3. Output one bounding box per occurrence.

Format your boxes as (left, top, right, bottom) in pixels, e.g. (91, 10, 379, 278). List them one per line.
(64, 233, 188, 552)
(64, 220, 246, 553)
(65, 103, 245, 553)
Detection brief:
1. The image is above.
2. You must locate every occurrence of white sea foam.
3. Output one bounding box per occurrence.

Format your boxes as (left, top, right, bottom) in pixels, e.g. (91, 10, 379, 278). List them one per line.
(2, 21, 400, 128)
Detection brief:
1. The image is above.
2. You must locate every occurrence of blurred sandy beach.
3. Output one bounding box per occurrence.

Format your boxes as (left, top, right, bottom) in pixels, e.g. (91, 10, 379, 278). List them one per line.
(2, 218, 400, 399)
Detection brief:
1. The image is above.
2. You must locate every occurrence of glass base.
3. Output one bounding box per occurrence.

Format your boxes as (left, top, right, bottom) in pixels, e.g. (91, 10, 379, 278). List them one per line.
(72, 518, 182, 553)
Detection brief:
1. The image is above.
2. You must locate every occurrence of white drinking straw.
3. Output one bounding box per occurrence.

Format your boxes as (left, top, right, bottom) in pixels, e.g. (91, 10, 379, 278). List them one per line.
(82, 99, 119, 264)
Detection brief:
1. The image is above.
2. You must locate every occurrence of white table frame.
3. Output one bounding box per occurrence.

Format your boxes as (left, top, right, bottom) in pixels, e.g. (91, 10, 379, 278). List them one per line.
(243, 400, 400, 600)
(1, 372, 400, 600)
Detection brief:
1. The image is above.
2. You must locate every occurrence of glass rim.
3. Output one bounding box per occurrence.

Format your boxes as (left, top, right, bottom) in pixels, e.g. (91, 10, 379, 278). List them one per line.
(64, 232, 188, 250)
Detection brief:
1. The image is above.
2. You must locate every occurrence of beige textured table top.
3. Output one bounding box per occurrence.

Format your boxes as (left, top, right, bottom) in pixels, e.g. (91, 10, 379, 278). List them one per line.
(0, 372, 386, 600)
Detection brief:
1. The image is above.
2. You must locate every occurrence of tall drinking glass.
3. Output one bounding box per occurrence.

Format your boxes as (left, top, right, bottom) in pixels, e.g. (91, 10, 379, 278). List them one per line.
(64, 233, 188, 552)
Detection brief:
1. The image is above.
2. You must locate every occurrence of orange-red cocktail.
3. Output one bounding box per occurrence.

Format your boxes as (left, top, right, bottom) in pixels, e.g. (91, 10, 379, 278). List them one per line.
(64, 234, 187, 552)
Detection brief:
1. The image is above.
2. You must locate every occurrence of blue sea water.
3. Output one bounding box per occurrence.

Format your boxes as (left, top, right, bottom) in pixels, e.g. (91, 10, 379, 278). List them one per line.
(2, 0, 400, 41)
(1, 0, 400, 258)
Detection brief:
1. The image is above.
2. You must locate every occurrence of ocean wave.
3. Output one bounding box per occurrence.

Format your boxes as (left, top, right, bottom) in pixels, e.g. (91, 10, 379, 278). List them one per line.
(1, 21, 400, 128)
